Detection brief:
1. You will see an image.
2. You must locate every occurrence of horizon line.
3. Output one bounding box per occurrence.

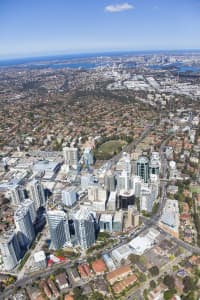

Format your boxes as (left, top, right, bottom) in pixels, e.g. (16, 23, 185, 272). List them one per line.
(1, 48, 200, 62)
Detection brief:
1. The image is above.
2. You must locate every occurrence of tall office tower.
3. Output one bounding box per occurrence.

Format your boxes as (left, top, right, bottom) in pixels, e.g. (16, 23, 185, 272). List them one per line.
(118, 190, 135, 210)
(81, 174, 94, 189)
(83, 147, 94, 167)
(140, 184, 155, 212)
(137, 156, 150, 183)
(99, 214, 113, 232)
(150, 152, 160, 175)
(73, 208, 96, 250)
(117, 171, 131, 191)
(104, 171, 116, 192)
(62, 187, 77, 207)
(0, 231, 21, 271)
(127, 205, 140, 227)
(113, 211, 123, 232)
(107, 191, 117, 211)
(28, 179, 46, 210)
(23, 198, 37, 223)
(47, 210, 71, 250)
(10, 184, 26, 205)
(132, 175, 142, 197)
(14, 206, 35, 249)
(116, 152, 132, 174)
(63, 147, 79, 170)
(88, 186, 107, 202)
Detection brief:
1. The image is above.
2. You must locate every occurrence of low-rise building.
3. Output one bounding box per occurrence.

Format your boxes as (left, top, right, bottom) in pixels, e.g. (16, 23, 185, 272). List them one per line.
(112, 274, 137, 294)
(92, 259, 107, 274)
(55, 272, 69, 290)
(106, 265, 132, 285)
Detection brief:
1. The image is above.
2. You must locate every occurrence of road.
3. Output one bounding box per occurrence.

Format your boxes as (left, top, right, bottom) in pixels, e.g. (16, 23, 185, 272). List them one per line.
(127, 249, 190, 300)
(2, 124, 199, 300)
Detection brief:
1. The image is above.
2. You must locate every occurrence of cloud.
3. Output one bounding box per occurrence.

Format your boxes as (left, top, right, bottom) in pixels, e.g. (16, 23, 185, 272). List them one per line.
(105, 3, 134, 13)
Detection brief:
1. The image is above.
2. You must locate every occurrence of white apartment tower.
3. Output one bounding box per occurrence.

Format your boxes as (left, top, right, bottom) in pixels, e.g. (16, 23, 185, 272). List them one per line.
(47, 210, 71, 250)
(23, 198, 37, 223)
(0, 231, 21, 271)
(10, 184, 26, 206)
(14, 206, 35, 248)
(73, 208, 96, 249)
(28, 179, 46, 209)
(63, 147, 79, 170)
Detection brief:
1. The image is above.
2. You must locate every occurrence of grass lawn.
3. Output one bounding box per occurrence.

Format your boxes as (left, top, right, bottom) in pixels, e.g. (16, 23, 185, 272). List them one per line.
(190, 185, 200, 194)
(95, 139, 127, 159)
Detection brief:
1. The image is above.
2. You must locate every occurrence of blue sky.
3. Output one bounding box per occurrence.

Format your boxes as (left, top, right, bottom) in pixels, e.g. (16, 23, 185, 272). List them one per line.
(0, 0, 200, 58)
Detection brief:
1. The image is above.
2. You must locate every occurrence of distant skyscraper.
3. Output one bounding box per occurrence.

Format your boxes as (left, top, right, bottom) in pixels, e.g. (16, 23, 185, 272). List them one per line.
(0, 231, 21, 271)
(47, 210, 71, 250)
(83, 147, 94, 167)
(132, 175, 142, 197)
(137, 156, 150, 183)
(63, 147, 79, 170)
(73, 208, 96, 249)
(150, 152, 160, 175)
(23, 198, 37, 223)
(117, 171, 131, 191)
(14, 206, 35, 249)
(104, 171, 116, 192)
(116, 152, 132, 174)
(28, 179, 46, 209)
(10, 184, 26, 205)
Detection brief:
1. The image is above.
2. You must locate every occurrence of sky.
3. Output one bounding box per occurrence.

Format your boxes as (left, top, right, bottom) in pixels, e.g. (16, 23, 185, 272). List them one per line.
(0, 0, 200, 59)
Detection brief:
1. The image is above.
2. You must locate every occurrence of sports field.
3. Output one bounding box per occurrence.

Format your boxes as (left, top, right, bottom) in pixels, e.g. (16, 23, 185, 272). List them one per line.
(95, 139, 127, 159)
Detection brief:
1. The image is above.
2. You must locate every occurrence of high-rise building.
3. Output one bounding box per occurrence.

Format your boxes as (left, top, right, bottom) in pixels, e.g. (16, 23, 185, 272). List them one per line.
(81, 174, 94, 189)
(23, 198, 37, 223)
(62, 187, 77, 207)
(127, 206, 140, 227)
(132, 175, 143, 197)
(118, 190, 135, 210)
(10, 184, 26, 206)
(104, 171, 116, 192)
(0, 231, 21, 271)
(107, 191, 117, 211)
(88, 186, 107, 202)
(73, 208, 96, 249)
(63, 147, 79, 170)
(113, 211, 123, 232)
(117, 171, 131, 191)
(116, 152, 131, 174)
(14, 206, 35, 249)
(47, 210, 71, 250)
(99, 214, 113, 232)
(83, 148, 94, 167)
(140, 184, 155, 212)
(137, 156, 150, 183)
(150, 152, 160, 175)
(28, 179, 46, 209)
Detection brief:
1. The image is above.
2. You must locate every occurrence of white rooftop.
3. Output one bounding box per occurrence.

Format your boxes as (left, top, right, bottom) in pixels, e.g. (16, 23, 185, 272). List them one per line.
(34, 251, 46, 263)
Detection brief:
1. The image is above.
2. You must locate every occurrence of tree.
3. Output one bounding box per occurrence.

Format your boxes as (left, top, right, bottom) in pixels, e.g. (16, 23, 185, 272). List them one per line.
(163, 289, 176, 300)
(73, 287, 87, 300)
(149, 266, 159, 276)
(90, 292, 105, 300)
(150, 280, 156, 289)
(163, 275, 175, 289)
(128, 254, 140, 264)
(183, 276, 194, 293)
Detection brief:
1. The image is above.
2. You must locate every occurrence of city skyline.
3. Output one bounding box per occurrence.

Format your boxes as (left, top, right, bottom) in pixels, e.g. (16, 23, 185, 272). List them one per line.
(0, 0, 200, 58)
